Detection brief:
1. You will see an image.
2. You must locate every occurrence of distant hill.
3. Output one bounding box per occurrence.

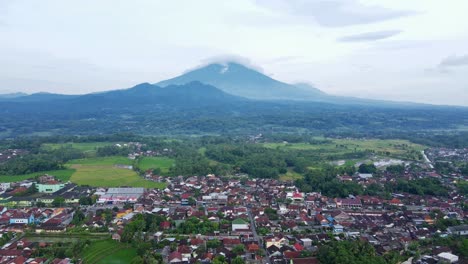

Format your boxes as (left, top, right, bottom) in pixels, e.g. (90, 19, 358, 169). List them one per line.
(0, 92, 28, 99)
(0, 78, 467, 138)
(0, 82, 246, 113)
(0, 92, 78, 102)
(156, 62, 326, 100)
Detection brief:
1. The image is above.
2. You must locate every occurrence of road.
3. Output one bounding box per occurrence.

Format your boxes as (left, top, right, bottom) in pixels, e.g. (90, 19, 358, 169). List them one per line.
(247, 207, 270, 264)
(421, 150, 434, 169)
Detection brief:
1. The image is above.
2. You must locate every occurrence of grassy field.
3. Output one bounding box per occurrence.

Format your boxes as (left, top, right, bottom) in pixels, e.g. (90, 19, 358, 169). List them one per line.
(67, 157, 166, 188)
(97, 248, 137, 264)
(0, 169, 76, 183)
(263, 138, 425, 160)
(82, 239, 136, 264)
(279, 169, 303, 181)
(42, 142, 116, 154)
(136, 157, 174, 173)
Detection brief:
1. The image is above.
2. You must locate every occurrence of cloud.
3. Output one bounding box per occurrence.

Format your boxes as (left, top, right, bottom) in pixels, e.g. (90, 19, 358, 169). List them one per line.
(439, 54, 468, 67)
(338, 30, 402, 42)
(254, 0, 417, 27)
(184, 54, 265, 73)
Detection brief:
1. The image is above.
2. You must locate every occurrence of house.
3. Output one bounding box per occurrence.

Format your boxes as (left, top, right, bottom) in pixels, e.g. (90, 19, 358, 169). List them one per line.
(9, 211, 35, 224)
(358, 173, 373, 179)
(160, 221, 171, 230)
(168, 251, 183, 263)
(112, 233, 121, 242)
(437, 252, 459, 263)
(335, 198, 362, 209)
(447, 225, 468, 236)
(232, 218, 249, 231)
(178, 245, 192, 259)
(265, 235, 286, 248)
(333, 224, 344, 233)
(36, 183, 65, 193)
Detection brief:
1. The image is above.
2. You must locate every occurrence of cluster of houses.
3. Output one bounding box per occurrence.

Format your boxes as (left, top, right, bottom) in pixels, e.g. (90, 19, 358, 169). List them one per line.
(0, 175, 92, 208)
(0, 149, 28, 163)
(426, 147, 468, 163)
(0, 162, 466, 263)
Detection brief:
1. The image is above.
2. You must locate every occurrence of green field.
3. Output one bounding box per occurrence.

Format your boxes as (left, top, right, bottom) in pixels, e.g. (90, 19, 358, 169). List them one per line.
(42, 142, 116, 153)
(82, 239, 136, 264)
(136, 157, 175, 173)
(279, 169, 303, 181)
(263, 139, 425, 160)
(67, 157, 165, 188)
(0, 169, 76, 183)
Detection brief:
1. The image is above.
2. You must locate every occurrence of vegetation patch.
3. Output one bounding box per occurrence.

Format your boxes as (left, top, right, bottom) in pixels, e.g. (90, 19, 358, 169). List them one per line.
(136, 157, 174, 174)
(42, 142, 116, 153)
(279, 169, 303, 181)
(96, 248, 137, 264)
(81, 239, 134, 264)
(263, 138, 425, 160)
(67, 157, 165, 188)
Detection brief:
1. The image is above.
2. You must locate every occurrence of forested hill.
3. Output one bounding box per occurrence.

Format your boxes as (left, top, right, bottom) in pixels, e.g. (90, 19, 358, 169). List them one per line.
(0, 80, 467, 138)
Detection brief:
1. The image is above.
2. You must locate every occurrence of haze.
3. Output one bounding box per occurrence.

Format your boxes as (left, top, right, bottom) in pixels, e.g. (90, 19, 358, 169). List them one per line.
(1, 0, 467, 106)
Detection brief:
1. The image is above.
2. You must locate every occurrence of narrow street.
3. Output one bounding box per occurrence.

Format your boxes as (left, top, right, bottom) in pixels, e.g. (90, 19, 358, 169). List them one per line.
(247, 207, 270, 264)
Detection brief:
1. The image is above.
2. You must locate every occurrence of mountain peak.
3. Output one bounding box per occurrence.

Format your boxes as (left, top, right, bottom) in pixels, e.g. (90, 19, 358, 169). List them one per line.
(156, 60, 325, 100)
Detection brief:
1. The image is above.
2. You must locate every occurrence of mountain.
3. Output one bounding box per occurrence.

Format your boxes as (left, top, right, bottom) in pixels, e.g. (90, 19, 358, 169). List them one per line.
(0, 92, 79, 102)
(0, 78, 467, 138)
(0, 82, 246, 113)
(0, 92, 28, 99)
(156, 62, 326, 100)
(155, 62, 433, 107)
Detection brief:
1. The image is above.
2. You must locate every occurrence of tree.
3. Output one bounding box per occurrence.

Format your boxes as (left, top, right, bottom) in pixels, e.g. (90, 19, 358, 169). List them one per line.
(232, 256, 245, 264)
(71, 209, 86, 225)
(359, 163, 377, 174)
(52, 197, 65, 207)
(130, 256, 144, 264)
(232, 244, 245, 256)
(212, 255, 228, 264)
(317, 240, 390, 264)
(206, 239, 221, 249)
(79, 196, 93, 205)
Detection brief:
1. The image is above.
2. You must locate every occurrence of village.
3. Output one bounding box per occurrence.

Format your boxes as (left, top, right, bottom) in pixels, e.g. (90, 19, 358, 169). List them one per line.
(0, 160, 466, 264)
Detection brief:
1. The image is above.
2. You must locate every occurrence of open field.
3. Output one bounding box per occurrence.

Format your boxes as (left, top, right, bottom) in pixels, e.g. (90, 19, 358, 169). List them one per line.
(136, 157, 174, 173)
(81, 239, 136, 264)
(263, 139, 425, 160)
(279, 169, 303, 181)
(42, 142, 116, 154)
(67, 157, 166, 188)
(0, 169, 75, 183)
(97, 248, 137, 264)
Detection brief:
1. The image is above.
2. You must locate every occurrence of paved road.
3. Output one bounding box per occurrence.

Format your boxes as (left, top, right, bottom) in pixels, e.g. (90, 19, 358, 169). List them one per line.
(247, 207, 270, 264)
(421, 150, 434, 169)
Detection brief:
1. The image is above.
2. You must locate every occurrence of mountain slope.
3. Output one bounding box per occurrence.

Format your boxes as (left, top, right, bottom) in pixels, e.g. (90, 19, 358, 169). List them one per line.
(156, 62, 325, 100)
(0, 92, 79, 102)
(0, 82, 246, 113)
(0, 92, 28, 99)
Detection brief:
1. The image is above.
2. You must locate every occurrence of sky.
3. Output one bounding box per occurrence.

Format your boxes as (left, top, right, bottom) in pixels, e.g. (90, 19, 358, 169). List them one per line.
(0, 0, 467, 106)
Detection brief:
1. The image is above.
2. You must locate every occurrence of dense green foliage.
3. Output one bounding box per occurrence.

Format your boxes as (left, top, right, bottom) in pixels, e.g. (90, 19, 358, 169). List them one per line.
(317, 240, 403, 264)
(0, 147, 83, 175)
(384, 178, 449, 197)
(295, 166, 362, 197)
(176, 216, 219, 235)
